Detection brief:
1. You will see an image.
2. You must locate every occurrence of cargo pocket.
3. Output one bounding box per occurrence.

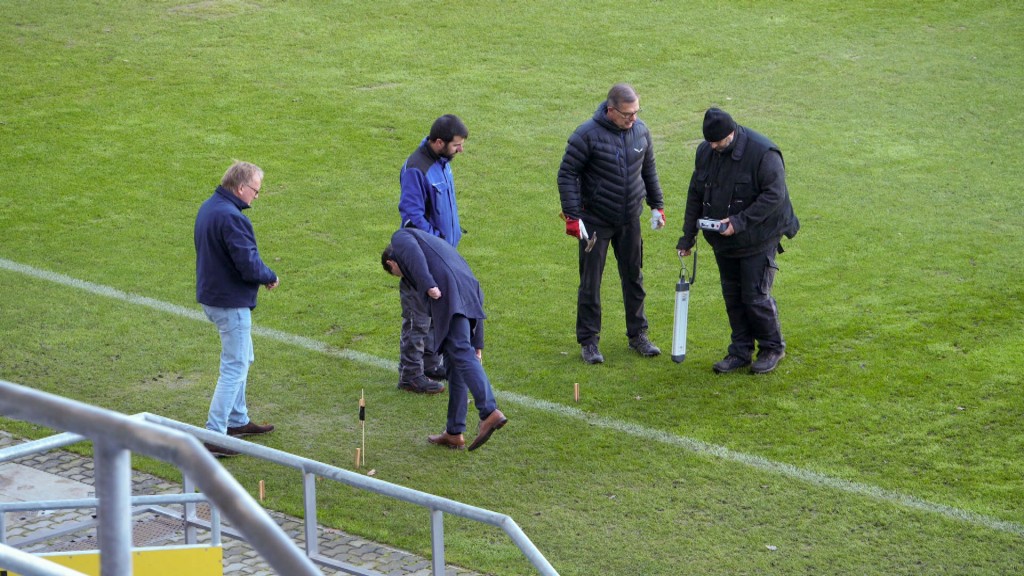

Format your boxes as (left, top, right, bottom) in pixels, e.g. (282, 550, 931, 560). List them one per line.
(759, 255, 779, 296)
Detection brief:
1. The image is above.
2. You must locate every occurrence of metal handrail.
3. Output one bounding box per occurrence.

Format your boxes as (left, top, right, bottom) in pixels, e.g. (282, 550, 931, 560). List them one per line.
(0, 380, 559, 575)
(0, 379, 321, 576)
(143, 413, 558, 575)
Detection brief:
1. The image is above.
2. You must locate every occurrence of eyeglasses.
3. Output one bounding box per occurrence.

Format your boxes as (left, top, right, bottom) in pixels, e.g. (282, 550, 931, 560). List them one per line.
(243, 184, 261, 196)
(613, 106, 642, 119)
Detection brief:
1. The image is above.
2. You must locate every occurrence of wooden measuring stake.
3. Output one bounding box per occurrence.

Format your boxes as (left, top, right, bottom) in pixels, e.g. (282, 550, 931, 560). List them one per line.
(574, 382, 580, 403)
(258, 480, 265, 502)
(359, 389, 366, 466)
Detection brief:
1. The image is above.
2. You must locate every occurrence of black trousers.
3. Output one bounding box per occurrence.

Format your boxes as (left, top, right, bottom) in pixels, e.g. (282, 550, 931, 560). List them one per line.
(576, 217, 648, 345)
(714, 247, 785, 360)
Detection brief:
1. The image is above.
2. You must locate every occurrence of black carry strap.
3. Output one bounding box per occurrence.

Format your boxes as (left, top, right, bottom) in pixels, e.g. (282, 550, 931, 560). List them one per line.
(679, 247, 697, 286)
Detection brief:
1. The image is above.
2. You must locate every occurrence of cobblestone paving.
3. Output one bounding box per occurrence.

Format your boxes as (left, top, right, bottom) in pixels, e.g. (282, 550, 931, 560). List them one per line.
(0, 432, 482, 575)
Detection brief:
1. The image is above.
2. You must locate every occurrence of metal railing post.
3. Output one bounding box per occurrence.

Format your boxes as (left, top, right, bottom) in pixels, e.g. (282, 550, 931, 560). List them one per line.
(93, 439, 132, 575)
(303, 472, 319, 557)
(183, 474, 198, 544)
(430, 509, 444, 576)
(211, 506, 221, 546)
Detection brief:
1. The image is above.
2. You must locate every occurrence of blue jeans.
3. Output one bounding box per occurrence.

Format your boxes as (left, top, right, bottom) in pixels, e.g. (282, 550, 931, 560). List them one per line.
(202, 305, 254, 433)
(442, 315, 498, 434)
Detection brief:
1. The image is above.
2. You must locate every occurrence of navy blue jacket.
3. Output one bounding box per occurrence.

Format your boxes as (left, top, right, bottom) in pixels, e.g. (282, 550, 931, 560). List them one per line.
(398, 139, 461, 247)
(557, 101, 664, 227)
(194, 186, 277, 309)
(389, 228, 484, 352)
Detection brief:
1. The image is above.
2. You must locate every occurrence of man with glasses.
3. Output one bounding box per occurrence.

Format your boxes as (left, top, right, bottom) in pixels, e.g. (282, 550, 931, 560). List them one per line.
(558, 83, 665, 364)
(394, 115, 469, 393)
(194, 161, 279, 457)
(676, 108, 799, 374)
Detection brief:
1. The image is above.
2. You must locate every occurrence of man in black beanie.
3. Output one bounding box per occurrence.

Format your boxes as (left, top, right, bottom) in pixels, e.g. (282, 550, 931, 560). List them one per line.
(677, 108, 799, 374)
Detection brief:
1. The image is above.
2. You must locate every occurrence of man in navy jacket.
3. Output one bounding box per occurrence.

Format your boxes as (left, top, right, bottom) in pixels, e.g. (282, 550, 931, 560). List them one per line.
(194, 161, 279, 456)
(382, 228, 507, 451)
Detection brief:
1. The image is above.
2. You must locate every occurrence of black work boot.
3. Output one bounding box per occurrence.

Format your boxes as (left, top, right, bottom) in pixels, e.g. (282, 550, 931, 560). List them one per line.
(751, 350, 786, 374)
(581, 343, 605, 364)
(712, 354, 751, 374)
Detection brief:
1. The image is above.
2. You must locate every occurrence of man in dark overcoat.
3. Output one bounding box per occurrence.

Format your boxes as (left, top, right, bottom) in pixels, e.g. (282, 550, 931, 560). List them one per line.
(381, 228, 507, 451)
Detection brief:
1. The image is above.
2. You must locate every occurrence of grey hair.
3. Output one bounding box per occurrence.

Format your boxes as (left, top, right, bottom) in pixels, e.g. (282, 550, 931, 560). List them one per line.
(607, 83, 638, 108)
(221, 161, 264, 191)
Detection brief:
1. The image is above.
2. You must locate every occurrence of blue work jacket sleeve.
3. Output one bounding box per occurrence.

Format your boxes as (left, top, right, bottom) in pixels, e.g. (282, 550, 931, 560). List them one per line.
(398, 169, 441, 238)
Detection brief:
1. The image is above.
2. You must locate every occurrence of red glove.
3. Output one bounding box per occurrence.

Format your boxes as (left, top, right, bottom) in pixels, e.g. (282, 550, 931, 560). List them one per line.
(565, 217, 582, 239)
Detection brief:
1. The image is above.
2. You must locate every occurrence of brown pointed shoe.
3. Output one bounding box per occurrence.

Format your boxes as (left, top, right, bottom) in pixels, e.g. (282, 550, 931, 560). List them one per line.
(204, 442, 239, 458)
(427, 431, 466, 450)
(227, 421, 275, 437)
(468, 409, 507, 451)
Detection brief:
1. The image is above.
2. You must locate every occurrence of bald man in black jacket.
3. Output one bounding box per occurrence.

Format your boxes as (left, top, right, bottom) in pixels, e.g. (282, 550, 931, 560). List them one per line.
(382, 228, 507, 451)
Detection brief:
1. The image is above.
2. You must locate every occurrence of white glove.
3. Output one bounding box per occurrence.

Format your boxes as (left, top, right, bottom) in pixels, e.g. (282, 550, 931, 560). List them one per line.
(650, 208, 666, 230)
(578, 219, 590, 241)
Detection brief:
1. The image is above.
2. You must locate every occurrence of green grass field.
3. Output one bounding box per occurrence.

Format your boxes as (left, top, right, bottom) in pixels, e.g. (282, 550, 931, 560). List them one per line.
(2, 1, 1023, 574)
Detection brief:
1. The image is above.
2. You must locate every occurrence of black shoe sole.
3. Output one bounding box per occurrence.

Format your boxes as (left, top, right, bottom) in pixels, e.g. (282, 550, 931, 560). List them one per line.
(227, 428, 274, 437)
(397, 384, 445, 395)
(713, 363, 751, 374)
(428, 439, 465, 450)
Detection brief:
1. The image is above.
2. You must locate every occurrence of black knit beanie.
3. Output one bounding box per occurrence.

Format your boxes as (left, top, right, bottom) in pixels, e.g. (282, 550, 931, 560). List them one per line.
(702, 108, 736, 142)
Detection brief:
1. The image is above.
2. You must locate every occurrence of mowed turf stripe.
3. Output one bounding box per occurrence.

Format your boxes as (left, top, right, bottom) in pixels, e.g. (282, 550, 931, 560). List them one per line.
(0, 257, 397, 372)
(500, 390, 1024, 537)
(3, 256, 1021, 537)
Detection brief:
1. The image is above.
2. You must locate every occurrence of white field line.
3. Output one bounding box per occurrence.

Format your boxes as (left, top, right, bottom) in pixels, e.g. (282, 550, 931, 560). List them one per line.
(2, 256, 1021, 537)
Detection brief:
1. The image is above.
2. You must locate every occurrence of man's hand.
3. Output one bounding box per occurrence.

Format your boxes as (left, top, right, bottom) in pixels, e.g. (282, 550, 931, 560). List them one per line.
(719, 219, 734, 236)
(676, 237, 693, 257)
(427, 287, 441, 300)
(651, 208, 666, 230)
(564, 217, 590, 240)
(265, 278, 280, 290)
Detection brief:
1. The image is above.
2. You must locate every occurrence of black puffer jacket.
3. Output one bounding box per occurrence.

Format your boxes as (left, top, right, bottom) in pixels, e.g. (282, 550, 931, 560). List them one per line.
(557, 102, 664, 228)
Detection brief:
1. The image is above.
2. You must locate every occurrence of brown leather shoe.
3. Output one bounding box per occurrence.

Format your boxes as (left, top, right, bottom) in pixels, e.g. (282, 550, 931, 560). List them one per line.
(468, 409, 507, 451)
(204, 442, 239, 458)
(227, 421, 275, 437)
(427, 431, 465, 450)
